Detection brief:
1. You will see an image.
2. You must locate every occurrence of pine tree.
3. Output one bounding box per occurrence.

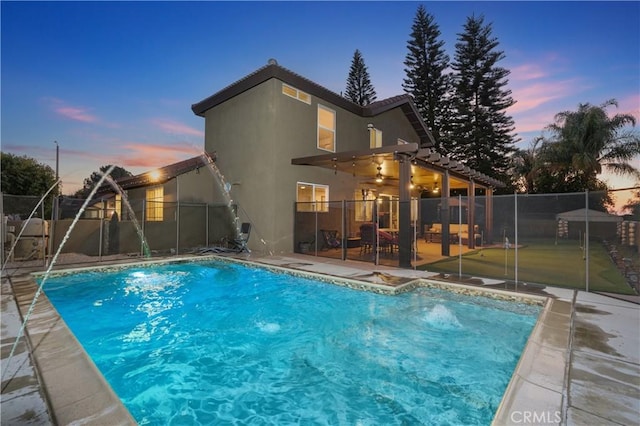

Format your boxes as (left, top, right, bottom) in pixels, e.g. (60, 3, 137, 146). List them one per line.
(403, 5, 451, 151)
(344, 49, 377, 106)
(449, 15, 517, 187)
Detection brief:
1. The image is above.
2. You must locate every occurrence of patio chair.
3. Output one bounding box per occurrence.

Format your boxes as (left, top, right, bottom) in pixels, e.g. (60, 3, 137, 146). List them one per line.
(320, 229, 341, 250)
(229, 222, 251, 252)
(359, 223, 394, 255)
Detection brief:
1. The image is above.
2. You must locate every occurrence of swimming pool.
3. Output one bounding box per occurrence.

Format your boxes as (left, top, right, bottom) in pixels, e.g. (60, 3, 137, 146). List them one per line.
(43, 259, 541, 425)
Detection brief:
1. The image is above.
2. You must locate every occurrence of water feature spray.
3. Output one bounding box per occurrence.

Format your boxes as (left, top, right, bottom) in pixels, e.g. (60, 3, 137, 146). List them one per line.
(1, 166, 116, 383)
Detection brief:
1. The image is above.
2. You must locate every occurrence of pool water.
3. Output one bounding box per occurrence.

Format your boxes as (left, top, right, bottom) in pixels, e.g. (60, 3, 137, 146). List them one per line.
(43, 260, 540, 425)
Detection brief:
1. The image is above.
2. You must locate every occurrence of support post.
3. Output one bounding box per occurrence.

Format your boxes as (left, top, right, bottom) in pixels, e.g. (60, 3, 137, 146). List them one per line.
(398, 156, 412, 268)
(441, 170, 450, 256)
(468, 180, 476, 249)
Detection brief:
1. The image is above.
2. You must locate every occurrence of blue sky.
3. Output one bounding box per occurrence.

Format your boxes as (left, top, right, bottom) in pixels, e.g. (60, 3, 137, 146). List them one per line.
(2, 1, 639, 197)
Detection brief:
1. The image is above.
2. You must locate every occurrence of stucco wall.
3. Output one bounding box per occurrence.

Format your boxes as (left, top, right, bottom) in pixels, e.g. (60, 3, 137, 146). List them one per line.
(202, 78, 424, 254)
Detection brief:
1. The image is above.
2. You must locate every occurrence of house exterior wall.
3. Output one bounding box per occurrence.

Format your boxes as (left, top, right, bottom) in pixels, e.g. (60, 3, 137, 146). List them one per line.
(201, 77, 424, 254)
(366, 108, 421, 146)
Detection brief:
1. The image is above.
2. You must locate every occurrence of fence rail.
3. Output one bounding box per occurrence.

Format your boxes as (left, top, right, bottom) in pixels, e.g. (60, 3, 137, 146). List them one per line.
(2, 191, 638, 295)
(1, 194, 241, 268)
(294, 191, 639, 295)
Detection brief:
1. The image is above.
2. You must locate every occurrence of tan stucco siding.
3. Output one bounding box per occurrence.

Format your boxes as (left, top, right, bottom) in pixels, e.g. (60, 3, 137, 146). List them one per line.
(199, 78, 425, 253)
(203, 81, 282, 252)
(367, 107, 421, 147)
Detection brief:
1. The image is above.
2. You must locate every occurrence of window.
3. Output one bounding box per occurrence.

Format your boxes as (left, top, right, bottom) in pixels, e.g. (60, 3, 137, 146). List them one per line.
(106, 194, 122, 220)
(297, 182, 329, 212)
(282, 83, 311, 104)
(369, 127, 382, 148)
(146, 186, 164, 221)
(317, 105, 336, 152)
(355, 189, 376, 222)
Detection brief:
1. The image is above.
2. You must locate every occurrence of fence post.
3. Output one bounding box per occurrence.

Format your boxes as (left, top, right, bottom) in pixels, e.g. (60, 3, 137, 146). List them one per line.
(141, 200, 146, 257)
(585, 190, 589, 292)
(514, 192, 518, 292)
(341, 200, 346, 261)
(47, 195, 55, 267)
(314, 207, 318, 256)
(176, 199, 180, 256)
(0, 192, 4, 266)
(41, 200, 46, 267)
(458, 194, 462, 278)
(205, 204, 209, 247)
(99, 200, 105, 261)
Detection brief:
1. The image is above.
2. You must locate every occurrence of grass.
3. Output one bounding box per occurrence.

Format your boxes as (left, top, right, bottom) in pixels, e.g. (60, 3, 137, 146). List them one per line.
(420, 238, 637, 295)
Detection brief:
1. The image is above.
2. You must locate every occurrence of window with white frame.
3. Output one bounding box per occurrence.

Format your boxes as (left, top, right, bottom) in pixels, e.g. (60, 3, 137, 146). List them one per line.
(317, 105, 336, 152)
(146, 186, 164, 221)
(369, 127, 382, 148)
(282, 83, 311, 104)
(297, 182, 329, 212)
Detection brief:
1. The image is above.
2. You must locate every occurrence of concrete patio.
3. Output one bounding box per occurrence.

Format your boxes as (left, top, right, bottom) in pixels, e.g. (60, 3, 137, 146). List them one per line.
(1, 253, 638, 425)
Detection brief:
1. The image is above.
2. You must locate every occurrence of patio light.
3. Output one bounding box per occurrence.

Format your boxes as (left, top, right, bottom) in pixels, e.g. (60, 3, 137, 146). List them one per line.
(375, 166, 383, 183)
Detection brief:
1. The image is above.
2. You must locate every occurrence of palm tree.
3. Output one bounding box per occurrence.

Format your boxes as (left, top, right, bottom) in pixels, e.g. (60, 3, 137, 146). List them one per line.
(542, 99, 640, 190)
(511, 137, 543, 193)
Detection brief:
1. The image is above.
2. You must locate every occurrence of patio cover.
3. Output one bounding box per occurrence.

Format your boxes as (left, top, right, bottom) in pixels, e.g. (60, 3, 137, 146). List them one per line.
(556, 208, 622, 223)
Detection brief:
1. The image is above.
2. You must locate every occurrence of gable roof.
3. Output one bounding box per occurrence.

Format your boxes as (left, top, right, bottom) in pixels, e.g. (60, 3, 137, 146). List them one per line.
(556, 208, 622, 222)
(95, 153, 213, 197)
(191, 60, 435, 147)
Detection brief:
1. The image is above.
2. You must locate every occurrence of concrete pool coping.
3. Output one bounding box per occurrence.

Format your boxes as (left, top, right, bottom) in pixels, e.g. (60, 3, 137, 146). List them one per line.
(1, 253, 638, 425)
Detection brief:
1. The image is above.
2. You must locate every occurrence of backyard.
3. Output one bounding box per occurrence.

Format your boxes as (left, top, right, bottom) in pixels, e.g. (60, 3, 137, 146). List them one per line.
(421, 238, 638, 295)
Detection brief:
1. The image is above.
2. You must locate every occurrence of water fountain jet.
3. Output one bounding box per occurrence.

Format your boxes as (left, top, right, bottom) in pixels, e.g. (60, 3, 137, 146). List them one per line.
(1, 166, 115, 383)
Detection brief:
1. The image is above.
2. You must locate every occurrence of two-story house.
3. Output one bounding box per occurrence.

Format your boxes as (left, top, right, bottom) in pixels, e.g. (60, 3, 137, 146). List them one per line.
(190, 59, 502, 266)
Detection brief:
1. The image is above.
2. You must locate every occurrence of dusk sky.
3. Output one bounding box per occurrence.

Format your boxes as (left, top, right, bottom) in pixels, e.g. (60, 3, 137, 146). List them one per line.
(2, 1, 639, 202)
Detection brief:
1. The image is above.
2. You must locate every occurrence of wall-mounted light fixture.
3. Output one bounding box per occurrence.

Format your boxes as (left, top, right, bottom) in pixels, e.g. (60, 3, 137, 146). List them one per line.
(375, 166, 383, 183)
(432, 182, 439, 193)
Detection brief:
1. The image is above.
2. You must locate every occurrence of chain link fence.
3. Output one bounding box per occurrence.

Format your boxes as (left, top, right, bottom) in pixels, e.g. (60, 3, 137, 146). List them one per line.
(1, 194, 242, 268)
(294, 190, 639, 295)
(3, 190, 637, 294)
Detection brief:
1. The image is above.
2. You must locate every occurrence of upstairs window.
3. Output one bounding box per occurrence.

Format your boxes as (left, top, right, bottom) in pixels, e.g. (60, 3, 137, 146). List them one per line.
(146, 186, 164, 221)
(317, 105, 336, 152)
(296, 182, 329, 212)
(282, 83, 311, 104)
(369, 127, 382, 148)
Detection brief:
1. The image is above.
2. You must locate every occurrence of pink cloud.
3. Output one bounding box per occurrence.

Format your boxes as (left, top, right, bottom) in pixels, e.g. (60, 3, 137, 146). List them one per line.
(509, 79, 582, 114)
(510, 63, 548, 82)
(617, 94, 640, 122)
(55, 106, 98, 123)
(43, 97, 100, 123)
(116, 142, 202, 168)
(151, 118, 204, 138)
(511, 111, 556, 134)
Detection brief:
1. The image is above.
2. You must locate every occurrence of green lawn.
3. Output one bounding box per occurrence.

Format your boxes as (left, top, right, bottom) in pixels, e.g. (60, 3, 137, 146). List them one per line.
(420, 239, 636, 295)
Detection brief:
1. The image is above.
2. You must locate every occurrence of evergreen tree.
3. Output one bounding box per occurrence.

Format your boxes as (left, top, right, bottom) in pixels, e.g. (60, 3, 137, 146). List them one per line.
(403, 5, 451, 151)
(449, 15, 517, 187)
(344, 49, 377, 106)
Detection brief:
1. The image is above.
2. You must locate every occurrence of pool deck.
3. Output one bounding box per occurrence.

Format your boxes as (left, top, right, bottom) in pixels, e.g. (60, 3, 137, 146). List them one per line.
(1, 253, 638, 425)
